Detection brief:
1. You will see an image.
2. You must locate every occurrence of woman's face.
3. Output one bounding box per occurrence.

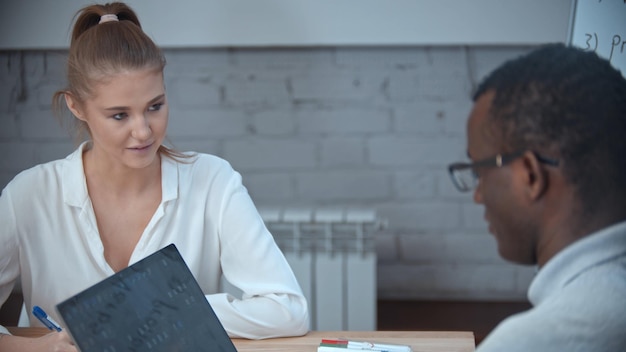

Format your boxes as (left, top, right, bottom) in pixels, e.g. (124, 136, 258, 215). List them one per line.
(67, 68, 168, 171)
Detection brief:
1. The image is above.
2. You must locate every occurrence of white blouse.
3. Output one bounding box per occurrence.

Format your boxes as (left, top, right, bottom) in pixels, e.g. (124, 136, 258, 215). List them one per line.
(0, 143, 309, 339)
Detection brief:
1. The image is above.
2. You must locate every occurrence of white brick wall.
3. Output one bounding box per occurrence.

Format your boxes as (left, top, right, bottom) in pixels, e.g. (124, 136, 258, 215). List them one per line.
(0, 46, 537, 301)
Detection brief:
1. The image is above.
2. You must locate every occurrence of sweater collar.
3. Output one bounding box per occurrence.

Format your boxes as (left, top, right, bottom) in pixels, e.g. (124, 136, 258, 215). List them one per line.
(528, 220, 626, 305)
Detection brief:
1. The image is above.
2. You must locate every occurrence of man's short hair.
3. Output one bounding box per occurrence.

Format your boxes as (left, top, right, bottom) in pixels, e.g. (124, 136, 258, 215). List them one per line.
(473, 43, 626, 210)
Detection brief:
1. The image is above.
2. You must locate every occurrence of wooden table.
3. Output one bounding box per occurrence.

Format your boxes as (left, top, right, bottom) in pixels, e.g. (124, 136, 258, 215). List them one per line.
(7, 327, 475, 352)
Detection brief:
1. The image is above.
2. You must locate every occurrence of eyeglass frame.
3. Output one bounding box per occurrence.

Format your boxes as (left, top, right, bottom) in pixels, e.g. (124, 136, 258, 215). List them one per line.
(447, 150, 560, 192)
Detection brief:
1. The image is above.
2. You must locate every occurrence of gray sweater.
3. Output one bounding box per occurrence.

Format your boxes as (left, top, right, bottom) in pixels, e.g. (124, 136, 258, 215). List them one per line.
(478, 220, 626, 352)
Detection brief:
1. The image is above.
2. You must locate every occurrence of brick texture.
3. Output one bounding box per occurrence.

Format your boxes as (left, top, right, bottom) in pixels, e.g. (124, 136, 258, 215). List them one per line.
(0, 46, 536, 300)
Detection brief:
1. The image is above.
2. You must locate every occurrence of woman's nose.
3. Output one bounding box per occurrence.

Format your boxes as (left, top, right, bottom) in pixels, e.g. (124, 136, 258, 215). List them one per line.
(131, 115, 152, 140)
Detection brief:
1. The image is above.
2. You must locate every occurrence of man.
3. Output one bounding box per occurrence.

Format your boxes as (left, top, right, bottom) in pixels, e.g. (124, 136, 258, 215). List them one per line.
(448, 43, 626, 351)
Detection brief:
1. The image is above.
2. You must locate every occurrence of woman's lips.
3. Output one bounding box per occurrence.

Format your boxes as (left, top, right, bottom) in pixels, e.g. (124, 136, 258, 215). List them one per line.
(130, 142, 153, 151)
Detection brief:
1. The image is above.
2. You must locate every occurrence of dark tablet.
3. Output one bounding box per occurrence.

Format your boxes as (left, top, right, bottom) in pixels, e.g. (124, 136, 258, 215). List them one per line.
(56, 244, 237, 352)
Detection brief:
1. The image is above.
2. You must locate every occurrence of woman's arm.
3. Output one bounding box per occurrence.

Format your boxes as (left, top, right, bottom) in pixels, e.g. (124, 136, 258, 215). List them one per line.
(0, 182, 77, 351)
(0, 186, 21, 336)
(206, 166, 309, 339)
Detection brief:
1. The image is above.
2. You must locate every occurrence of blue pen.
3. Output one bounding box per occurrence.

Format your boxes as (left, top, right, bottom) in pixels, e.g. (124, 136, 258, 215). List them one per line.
(32, 305, 62, 332)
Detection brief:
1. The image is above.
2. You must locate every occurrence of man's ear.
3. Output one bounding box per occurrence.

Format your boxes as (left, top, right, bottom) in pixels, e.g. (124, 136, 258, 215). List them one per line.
(520, 151, 548, 200)
(64, 93, 86, 121)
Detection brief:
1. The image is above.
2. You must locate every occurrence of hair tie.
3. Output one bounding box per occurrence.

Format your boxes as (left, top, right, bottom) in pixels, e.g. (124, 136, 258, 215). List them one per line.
(99, 14, 119, 24)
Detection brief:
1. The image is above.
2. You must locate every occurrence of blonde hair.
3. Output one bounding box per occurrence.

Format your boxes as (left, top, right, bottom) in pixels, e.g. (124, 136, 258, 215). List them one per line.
(52, 2, 188, 160)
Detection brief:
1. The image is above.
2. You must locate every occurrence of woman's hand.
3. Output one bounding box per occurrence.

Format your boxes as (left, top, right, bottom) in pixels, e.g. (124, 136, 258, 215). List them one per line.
(0, 331, 77, 352)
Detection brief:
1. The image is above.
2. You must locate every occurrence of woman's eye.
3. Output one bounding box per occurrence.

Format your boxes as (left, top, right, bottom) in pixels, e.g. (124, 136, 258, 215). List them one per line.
(148, 103, 163, 112)
(111, 113, 127, 121)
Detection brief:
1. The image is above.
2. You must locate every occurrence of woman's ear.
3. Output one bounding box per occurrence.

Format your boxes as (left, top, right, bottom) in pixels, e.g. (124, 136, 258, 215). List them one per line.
(64, 93, 85, 121)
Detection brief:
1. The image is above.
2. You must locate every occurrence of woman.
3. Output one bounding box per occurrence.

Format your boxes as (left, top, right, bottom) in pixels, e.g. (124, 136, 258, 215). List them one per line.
(0, 2, 308, 350)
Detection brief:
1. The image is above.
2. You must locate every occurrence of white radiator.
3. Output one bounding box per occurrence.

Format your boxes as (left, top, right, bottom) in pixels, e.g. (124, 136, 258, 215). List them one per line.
(258, 207, 381, 331)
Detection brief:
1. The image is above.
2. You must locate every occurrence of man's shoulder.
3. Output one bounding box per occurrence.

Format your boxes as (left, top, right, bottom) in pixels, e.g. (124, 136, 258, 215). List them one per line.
(477, 304, 626, 351)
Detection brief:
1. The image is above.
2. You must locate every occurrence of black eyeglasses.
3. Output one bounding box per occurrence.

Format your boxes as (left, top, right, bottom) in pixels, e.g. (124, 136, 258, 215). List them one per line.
(447, 151, 559, 192)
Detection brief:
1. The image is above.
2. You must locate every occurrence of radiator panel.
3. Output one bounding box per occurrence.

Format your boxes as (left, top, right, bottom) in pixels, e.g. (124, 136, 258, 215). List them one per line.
(260, 207, 380, 331)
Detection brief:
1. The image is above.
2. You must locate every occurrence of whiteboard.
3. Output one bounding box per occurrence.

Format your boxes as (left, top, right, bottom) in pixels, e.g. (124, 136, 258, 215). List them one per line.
(0, 0, 572, 49)
(569, 0, 626, 76)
